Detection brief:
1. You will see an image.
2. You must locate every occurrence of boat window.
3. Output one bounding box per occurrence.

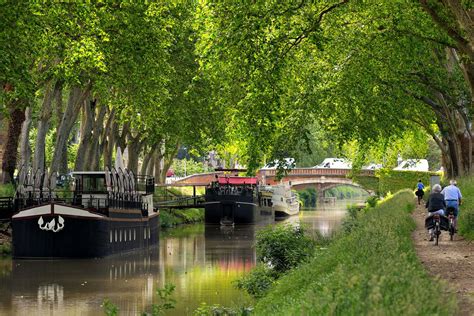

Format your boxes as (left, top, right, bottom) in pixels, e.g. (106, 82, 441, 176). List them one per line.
(115, 230, 117, 242)
(78, 174, 107, 193)
(129, 229, 132, 241)
(149, 227, 151, 239)
(110, 231, 113, 243)
(134, 229, 136, 240)
(144, 229, 146, 240)
(120, 230, 122, 242)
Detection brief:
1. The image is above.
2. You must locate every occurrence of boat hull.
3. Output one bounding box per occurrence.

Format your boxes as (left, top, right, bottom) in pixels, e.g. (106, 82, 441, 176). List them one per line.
(12, 203, 159, 259)
(204, 199, 259, 224)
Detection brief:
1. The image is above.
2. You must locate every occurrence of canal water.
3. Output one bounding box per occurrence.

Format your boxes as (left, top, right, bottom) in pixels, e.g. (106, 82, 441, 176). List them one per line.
(0, 200, 360, 315)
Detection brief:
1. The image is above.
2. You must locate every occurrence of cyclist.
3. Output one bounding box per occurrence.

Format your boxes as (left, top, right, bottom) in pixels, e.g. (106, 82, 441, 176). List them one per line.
(416, 179, 425, 205)
(441, 179, 462, 231)
(425, 184, 446, 241)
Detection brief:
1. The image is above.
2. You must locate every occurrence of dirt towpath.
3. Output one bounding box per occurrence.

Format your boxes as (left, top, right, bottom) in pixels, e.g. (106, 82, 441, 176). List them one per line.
(412, 203, 474, 315)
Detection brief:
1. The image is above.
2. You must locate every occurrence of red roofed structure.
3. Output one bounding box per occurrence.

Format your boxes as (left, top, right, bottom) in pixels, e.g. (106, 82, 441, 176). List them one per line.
(217, 176, 258, 185)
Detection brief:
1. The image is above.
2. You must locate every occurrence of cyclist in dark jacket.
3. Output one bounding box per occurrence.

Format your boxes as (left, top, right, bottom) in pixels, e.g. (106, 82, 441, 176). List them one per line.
(425, 184, 446, 241)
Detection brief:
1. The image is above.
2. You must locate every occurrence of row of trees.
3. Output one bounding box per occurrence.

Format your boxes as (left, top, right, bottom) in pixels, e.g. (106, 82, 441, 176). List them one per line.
(2, 1, 474, 185)
(194, 0, 474, 177)
(0, 2, 223, 184)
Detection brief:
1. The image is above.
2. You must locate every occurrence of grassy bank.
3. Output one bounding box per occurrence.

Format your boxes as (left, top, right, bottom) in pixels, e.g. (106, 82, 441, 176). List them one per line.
(253, 190, 456, 315)
(159, 208, 204, 228)
(455, 177, 474, 240)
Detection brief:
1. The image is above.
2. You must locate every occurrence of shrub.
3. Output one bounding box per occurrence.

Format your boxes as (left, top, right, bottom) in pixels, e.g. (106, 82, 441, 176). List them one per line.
(256, 224, 316, 273)
(235, 264, 277, 299)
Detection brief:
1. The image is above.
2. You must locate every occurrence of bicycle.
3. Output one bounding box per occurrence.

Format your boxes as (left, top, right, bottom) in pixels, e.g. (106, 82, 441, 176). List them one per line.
(425, 213, 449, 246)
(446, 206, 456, 241)
(432, 214, 441, 245)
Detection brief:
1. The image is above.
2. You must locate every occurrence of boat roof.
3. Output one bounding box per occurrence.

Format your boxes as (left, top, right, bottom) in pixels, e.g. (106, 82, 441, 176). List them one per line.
(217, 176, 258, 185)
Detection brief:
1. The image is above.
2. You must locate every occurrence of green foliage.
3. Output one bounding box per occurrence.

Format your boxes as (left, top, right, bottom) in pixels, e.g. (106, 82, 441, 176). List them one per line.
(159, 208, 204, 228)
(0, 242, 12, 257)
(377, 169, 433, 195)
(236, 224, 316, 299)
(0, 184, 15, 197)
(325, 185, 368, 200)
(101, 299, 118, 316)
(366, 195, 379, 208)
(297, 188, 317, 208)
(235, 264, 277, 299)
(253, 190, 456, 315)
(352, 175, 380, 193)
(149, 283, 176, 315)
(102, 284, 176, 316)
(256, 224, 316, 274)
(455, 177, 474, 240)
(171, 158, 209, 177)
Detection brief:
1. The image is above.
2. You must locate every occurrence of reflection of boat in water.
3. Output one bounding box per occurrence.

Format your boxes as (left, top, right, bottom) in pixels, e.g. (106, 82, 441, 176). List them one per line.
(204, 175, 272, 225)
(11, 167, 158, 258)
(260, 184, 300, 219)
(0, 248, 159, 314)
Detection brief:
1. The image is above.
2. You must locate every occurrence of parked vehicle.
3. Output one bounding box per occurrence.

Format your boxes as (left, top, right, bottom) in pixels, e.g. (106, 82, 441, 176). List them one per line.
(313, 158, 351, 169)
(362, 163, 383, 170)
(394, 159, 429, 171)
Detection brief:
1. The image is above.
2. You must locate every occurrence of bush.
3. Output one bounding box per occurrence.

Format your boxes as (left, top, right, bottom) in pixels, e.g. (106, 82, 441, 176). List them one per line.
(256, 224, 316, 273)
(253, 190, 457, 315)
(236, 224, 316, 299)
(235, 265, 277, 299)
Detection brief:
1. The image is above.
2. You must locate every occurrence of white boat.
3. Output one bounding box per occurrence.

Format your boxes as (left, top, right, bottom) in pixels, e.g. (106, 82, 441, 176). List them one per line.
(260, 184, 300, 219)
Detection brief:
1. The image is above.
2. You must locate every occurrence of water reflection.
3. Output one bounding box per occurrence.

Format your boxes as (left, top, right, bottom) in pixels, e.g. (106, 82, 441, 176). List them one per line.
(0, 199, 359, 315)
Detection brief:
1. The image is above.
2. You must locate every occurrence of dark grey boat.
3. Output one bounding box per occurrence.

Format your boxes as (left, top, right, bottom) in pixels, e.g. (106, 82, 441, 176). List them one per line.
(11, 167, 158, 259)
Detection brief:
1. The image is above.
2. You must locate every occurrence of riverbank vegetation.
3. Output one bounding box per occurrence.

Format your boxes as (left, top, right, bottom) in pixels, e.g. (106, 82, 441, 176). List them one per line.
(455, 178, 474, 240)
(249, 190, 456, 314)
(159, 208, 204, 228)
(236, 224, 318, 299)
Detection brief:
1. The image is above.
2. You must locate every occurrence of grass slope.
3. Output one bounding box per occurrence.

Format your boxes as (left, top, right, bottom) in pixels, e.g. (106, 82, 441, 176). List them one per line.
(456, 177, 474, 240)
(254, 190, 456, 315)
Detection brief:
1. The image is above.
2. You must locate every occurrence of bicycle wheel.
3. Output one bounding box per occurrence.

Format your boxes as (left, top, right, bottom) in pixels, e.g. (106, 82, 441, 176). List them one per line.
(435, 222, 440, 246)
(449, 220, 455, 241)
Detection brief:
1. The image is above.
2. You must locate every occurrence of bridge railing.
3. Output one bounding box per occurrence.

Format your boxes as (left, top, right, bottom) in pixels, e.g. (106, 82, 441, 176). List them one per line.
(259, 168, 375, 177)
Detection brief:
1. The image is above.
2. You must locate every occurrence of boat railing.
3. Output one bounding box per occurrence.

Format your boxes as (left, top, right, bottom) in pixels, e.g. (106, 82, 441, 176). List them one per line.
(135, 175, 155, 195)
(12, 195, 149, 217)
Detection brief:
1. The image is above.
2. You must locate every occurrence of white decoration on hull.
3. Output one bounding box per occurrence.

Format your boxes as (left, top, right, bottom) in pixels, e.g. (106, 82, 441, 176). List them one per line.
(38, 216, 65, 232)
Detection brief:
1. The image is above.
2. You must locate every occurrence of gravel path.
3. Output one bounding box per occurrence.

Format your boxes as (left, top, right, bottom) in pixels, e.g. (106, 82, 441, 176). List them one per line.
(412, 203, 474, 316)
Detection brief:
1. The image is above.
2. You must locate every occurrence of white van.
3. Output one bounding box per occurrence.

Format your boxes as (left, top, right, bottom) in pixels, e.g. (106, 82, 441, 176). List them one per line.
(393, 159, 429, 172)
(313, 158, 352, 169)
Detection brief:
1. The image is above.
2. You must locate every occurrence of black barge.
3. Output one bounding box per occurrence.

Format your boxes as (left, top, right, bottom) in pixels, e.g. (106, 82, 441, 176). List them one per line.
(11, 167, 158, 258)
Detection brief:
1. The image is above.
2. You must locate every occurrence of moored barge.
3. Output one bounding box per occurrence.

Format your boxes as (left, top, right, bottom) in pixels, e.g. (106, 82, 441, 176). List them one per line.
(11, 167, 158, 258)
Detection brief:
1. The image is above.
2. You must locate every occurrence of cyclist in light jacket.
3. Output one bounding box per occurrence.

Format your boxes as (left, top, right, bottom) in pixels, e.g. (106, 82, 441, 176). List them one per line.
(441, 179, 462, 230)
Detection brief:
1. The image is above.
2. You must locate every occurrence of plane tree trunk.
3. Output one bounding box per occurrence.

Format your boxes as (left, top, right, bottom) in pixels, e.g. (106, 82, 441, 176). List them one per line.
(50, 85, 91, 175)
(1, 104, 26, 184)
(18, 106, 32, 170)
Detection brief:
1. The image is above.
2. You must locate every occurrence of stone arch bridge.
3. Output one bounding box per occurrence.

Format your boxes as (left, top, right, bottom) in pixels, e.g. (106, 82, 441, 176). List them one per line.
(173, 168, 375, 201)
